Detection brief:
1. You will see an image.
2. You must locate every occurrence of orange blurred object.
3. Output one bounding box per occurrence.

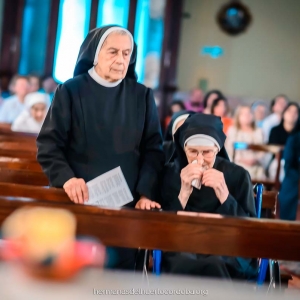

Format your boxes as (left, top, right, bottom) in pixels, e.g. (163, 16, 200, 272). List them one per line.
(0, 207, 106, 280)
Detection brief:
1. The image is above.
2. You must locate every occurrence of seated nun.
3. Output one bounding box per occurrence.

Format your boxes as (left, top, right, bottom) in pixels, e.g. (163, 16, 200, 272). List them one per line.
(11, 92, 49, 134)
(163, 110, 195, 162)
(160, 114, 257, 280)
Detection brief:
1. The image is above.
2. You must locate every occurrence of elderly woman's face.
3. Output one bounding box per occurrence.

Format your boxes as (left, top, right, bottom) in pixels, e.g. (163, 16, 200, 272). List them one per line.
(96, 33, 132, 82)
(185, 145, 218, 168)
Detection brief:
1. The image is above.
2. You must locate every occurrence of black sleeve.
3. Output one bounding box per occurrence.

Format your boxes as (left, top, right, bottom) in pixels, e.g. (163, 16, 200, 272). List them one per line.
(36, 84, 75, 187)
(216, 168, 256, 217)
(268, 127, 277, 144)
(135, 88, 165, 201)
(283, 134, 297, 171)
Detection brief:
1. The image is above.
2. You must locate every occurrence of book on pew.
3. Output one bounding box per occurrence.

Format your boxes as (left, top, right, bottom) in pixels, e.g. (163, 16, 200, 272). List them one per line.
(85, 167, 133, 208)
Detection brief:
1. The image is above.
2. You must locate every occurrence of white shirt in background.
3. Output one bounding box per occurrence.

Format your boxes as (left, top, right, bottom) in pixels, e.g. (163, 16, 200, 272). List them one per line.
(11, 110, 44, 134)
(0, 95, 25, 123)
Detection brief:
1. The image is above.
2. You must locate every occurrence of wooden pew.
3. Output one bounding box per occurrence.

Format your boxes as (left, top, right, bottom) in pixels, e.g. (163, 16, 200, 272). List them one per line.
(0, 195, 299, 261)
(0, 135, 37, 143)
(0, 169, 48, 186)
(0, 123, 37, 138)
(0, 126, 38, 161)
(0, 157, 42, 171)
(0, 182, 277, 215)
(0, 149, 36, 160)
(0, 141, 36, 151)
(0, 123, 14, 133)
(0, 182, 68, 201)
(260, 190, 277, 219)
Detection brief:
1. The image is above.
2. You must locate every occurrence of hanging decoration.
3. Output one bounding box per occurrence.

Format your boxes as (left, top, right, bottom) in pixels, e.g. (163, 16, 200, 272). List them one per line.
(216, 1, 252, 36)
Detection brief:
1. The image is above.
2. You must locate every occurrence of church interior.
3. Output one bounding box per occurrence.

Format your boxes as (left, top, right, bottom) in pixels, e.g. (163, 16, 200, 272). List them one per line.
(0, 0, 300, 297)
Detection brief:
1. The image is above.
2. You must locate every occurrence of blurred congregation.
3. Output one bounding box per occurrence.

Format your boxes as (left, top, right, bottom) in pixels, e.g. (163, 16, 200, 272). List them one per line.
(0, 0, 300, 221)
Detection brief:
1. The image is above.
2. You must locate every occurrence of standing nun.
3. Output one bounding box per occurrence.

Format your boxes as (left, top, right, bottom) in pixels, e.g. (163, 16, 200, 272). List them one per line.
(37, 26, 164, 209)
(160, 114, 257, 279)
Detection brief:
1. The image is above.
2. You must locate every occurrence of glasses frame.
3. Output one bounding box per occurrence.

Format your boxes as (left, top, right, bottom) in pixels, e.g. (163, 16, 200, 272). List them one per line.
(185, 147, 218, 159)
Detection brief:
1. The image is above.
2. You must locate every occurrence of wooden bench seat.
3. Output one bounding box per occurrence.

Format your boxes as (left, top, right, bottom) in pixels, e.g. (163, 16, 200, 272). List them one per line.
(0, 195, 299, 261)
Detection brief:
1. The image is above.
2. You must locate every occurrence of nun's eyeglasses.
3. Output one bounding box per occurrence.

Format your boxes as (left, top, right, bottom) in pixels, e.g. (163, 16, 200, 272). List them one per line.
(185, 149, 216, 158)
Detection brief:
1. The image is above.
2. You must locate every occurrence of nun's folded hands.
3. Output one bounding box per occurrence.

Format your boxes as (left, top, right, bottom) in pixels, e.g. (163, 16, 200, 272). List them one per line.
(201, 169, 229, 204)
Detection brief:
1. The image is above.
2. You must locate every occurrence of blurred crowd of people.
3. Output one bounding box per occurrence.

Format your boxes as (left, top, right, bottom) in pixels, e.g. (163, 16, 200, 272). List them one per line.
(0, 74, 58, 133)
(165, 89, 300, 221)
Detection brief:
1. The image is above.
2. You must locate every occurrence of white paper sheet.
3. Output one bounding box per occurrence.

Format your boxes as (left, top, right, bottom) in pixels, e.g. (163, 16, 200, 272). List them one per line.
(85, 167, 133, 207)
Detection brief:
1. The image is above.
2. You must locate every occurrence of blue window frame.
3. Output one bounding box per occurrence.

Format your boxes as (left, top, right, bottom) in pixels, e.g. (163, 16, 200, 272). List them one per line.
(19, 0, 51, 75)
(53, 0, 92, 83)
(96, 0, 130, 28)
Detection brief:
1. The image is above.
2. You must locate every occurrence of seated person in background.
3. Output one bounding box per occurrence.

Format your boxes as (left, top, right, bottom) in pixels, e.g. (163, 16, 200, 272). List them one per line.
(184, 88, 204, 113)
(279, 132, 300, 221)
(269, 102, 300, 145)
(28, 74, 42, 93)
(160, 114, 257, 280)
(268, 102, 300, 181)
(164, 100, 186, 129)
(225, 105, 266, 180)
(211, 96, 233, 134)
(11, 92, 49, 133)
(42, 76, 58, 101)
(164, 110, 195, 161)
(251, 101, 267, 128)
(0, 75, 30, 123)
(262, 95, 288, 142)
(202, 89, 224, 115)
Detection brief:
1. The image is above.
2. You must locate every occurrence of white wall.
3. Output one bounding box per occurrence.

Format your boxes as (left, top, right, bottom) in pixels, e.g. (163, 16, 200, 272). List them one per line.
(177, 0, 300, 101)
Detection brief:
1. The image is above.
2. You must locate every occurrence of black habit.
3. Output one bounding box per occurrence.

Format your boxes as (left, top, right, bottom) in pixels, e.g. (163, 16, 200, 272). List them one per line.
(160, 114, 257, 280)
(163, 110, 195, 162)
(37, 26, 165, 206)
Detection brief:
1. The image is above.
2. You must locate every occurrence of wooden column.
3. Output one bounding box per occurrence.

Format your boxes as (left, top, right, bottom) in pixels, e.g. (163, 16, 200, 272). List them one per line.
(89, 0, 99, 31)
(127, 0, 137, 35)
(0, 0, 25, 76)
(44, 0, 60, 77)
(158, 0, 184, 129)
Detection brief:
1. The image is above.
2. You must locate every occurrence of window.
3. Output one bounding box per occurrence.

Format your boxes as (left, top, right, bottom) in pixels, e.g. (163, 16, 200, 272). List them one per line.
(19, 0, 51, 75)
(134, 0, 166, 88)
(97, 0, 130, 28)
(53, 0, 91, 83)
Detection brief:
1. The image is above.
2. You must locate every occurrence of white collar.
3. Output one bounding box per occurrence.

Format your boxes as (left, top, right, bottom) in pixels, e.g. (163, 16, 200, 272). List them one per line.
(88, 67, 122, 87)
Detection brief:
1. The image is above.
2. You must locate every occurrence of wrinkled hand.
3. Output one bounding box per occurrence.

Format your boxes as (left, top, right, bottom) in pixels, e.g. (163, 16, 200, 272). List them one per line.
(135, 196, 161, 210)
(202, 169, 229, 204)
(63, 177, 89, 204)
(179, 163, 205, 207)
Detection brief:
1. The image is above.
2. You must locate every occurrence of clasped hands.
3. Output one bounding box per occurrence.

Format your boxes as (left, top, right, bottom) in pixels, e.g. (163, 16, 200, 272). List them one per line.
(179, 162, 229, 208)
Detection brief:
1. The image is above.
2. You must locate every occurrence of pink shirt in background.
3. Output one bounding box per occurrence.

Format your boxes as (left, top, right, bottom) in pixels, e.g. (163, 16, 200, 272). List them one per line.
(184, 101, 204, 113)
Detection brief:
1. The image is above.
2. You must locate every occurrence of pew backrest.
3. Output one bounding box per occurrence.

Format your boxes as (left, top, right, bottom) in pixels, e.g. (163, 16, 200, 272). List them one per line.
(0, 196, 299, 261)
